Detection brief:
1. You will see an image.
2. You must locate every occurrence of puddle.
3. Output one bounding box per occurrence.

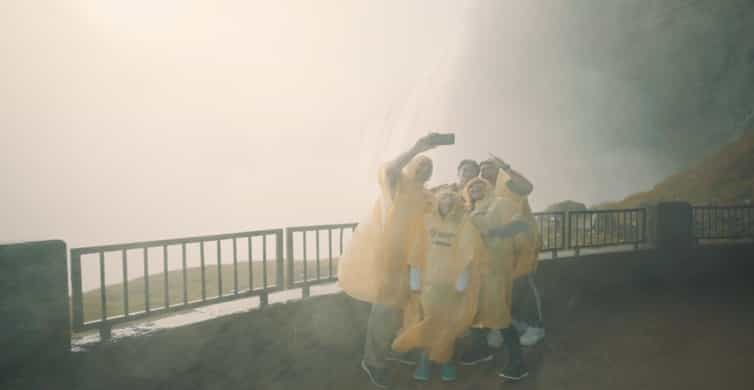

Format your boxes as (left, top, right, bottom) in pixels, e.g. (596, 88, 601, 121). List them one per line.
(72, 283, 342, 351)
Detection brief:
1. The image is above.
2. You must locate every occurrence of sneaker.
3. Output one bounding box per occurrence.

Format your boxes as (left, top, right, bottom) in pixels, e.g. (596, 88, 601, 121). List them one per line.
(458, 347, 494, 366)
(519, 327, 545, 347)
(413, 352, 431, 382)
(440, 362, 457, 382)
(499, 359, 529, 381)
(386, 350, 418, 366)
(361, 360, 390, 389)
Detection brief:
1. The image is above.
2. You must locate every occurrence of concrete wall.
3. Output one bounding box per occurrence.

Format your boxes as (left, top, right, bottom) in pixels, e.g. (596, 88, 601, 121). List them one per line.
(0, 240, 70, 373)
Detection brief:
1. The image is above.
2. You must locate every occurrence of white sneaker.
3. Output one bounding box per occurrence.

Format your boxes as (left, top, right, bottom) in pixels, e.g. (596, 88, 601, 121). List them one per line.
(520, 327, 545, 347)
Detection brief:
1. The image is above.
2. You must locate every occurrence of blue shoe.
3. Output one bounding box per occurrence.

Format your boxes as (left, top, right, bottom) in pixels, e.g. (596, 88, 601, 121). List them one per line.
(413, 352, 431, 382)
(440, 362, 457, 382)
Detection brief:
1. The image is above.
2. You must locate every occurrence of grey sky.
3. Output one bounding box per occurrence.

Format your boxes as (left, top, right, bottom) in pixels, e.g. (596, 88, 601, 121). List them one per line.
(3, 0, 752, 249)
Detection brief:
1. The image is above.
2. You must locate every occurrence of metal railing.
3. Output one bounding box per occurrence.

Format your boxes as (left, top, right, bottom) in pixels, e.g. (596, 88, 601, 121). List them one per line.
(532, 212, 567, 256)
(70, 229, 284, 338)
(67, 204, 754, 341)
(567, 208, 647, 254)
(693, 205, 754, 241)
(285, 223, 357, 297)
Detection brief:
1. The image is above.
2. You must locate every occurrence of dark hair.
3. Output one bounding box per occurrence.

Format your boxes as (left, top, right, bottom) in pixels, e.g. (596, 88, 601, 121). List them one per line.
(479, 158, 495, 168)
(457, 159, 479, 174)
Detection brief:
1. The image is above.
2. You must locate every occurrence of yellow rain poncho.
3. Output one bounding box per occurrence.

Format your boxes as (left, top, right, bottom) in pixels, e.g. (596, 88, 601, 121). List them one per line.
(337, 156, 433, 308)
(494, 169, 540, 279)
(465, 178, 518, 330)
(391, 191, 482, 363)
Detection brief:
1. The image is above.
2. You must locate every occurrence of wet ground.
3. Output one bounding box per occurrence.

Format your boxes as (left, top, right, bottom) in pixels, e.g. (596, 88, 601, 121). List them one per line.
(5, 245, 754, 390)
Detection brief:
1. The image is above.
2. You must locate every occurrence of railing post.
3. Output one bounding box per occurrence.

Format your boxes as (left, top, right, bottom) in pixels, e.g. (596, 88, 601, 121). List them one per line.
(643, 208, 649, 245)
(70, 250, 84, 331)
(286, 228, 294, 289)
(276, 229, 284, 289)
(564, 212, 570, 250)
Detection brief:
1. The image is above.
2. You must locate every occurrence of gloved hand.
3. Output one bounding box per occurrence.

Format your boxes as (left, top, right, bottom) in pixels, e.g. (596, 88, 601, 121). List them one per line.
(409, 266, 421, 292)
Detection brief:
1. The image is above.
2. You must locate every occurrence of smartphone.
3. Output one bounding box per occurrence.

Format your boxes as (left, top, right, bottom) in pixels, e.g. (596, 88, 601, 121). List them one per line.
(430, 133, 455, 146)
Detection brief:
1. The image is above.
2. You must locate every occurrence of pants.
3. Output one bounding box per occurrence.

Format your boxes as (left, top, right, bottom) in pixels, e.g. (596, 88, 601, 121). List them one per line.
(363, 304, 402, 368)
(511, 272, 544, 328)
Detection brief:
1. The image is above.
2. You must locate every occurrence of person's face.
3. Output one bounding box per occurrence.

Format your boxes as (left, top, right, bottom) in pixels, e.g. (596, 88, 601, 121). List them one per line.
(458, 164, 478, 186)
(415, 160, 433, 183)
(438, 193, 455, 216)
(468, 182, 486, 201)
(480, 163, 498, 184)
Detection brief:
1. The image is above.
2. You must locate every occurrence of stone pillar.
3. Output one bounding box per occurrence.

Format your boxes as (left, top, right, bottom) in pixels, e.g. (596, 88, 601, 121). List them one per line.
(655, 202, 694, 249)
(0, 240, 70, 372)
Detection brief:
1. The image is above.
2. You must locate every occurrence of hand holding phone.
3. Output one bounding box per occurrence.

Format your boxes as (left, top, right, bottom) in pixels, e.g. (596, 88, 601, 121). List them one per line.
(429, 133, 455, 146)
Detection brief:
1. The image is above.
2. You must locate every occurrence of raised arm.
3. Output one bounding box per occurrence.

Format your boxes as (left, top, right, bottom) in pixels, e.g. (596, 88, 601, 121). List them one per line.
(504, 168, 533, 197)
(384, 133, 438, 190)
(489, 153, 533, 197)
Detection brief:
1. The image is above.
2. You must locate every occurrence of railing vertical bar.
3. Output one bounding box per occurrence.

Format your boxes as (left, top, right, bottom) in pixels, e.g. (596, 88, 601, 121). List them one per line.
(217, 239, 222, 298)
(99, 251, 107, 322)
(628, 211, 632, 243)
(737, 208, 743, 237)
(286, 229, 294, 289)
(562, 213, 567, 250)
(262, 235, 268, 289)
(144, 247, 150, 313)
(303, 232, 308, 282)
(316, 230, 321, 281)
(302, 231, 309, 297)
(200, 241, 206, 302)
(163, 245, 169, 309)
(249, 236, 254, 291)
(706, 208, 710, 238)
(328, 229, 333, 279)
(642, 208, 647, 243)
(580, 214, 584, 251)
(182, 243, 188, 305)
(340, 228, 345, 255)
(233, 238, 238, 295)
(276, 230, 284, 289)
(122, 249, 129, 319)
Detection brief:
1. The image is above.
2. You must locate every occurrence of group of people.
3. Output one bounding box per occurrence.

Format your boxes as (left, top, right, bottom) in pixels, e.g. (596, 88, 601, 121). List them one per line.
(337, 133, 545, 388)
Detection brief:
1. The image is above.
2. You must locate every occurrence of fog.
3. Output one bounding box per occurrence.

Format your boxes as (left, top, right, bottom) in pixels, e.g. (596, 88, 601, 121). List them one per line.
(3, 0, 753, 249)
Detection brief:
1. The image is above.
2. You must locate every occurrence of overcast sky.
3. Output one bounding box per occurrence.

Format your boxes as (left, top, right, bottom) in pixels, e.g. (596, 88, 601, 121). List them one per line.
(3, 0, 750, 248)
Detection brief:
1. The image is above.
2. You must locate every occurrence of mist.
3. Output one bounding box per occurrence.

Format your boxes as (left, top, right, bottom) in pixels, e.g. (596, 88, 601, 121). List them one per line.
(3, 0, 754, 250)
(443, 0, 754, 208)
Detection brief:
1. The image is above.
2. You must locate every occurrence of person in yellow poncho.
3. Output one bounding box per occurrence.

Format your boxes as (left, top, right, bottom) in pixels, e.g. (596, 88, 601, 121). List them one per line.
(481, 156, 544, 348)
(461, 177, 531, 381)
(390, 189, 482, 382)
(337, 133, 448, 389)
(428, 159, 480, 194)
